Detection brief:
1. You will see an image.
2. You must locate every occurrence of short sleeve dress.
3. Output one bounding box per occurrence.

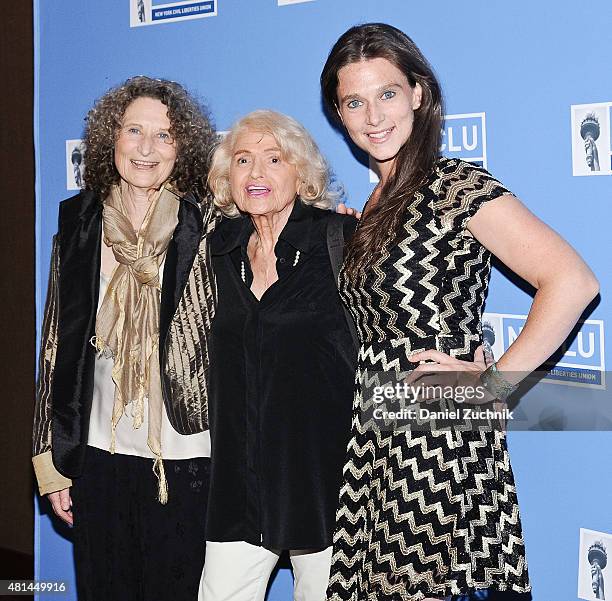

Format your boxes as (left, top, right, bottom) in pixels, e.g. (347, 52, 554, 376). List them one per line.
(326, 159, 532, 601)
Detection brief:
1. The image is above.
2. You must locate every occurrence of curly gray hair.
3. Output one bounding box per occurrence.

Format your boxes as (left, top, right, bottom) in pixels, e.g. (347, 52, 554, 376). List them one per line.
(83, 75, 216, 197)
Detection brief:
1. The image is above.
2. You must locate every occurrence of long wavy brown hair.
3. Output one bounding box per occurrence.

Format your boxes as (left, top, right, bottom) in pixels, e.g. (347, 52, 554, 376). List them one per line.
(321, 23, 444, 276)
(83, 75, 216, 198)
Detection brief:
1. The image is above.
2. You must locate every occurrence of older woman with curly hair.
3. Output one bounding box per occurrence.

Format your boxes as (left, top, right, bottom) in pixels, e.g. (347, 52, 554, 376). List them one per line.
(32, 76, 218, 601)
(198, 110, 358, 601)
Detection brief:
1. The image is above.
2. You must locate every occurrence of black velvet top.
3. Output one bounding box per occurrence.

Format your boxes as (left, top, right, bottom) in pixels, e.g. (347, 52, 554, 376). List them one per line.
(206, 200, 357, 549)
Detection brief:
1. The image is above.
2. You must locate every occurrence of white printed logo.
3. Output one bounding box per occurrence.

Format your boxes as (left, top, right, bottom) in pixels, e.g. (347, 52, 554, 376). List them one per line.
(571, 103, 612, 176)
(66, 139, 85, 191)
(130, 0, 217, 27)
(578, 528, 611, 600)
(483, 312, 606, 389)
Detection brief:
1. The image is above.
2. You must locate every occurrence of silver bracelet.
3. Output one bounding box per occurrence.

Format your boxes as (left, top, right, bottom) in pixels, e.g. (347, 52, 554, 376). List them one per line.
(479, 362, 518, 401)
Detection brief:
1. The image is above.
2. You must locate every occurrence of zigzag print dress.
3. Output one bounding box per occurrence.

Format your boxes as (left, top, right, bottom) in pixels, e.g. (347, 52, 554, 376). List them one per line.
(327, 159, 531, 601)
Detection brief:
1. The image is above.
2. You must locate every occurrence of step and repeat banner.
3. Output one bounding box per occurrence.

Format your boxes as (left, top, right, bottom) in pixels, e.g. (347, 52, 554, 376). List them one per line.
(34, 0, 611, 599)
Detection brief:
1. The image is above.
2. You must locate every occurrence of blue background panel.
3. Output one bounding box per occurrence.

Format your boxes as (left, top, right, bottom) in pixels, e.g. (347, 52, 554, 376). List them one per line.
(34, 1, 612, 599)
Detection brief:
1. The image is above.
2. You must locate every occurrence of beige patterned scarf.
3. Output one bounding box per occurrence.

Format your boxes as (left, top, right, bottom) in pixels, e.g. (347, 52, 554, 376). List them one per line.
(95, 183, 180, 504)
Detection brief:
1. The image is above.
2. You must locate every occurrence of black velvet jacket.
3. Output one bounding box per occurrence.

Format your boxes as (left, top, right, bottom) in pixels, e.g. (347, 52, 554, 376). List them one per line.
(33, 189, 218, 480)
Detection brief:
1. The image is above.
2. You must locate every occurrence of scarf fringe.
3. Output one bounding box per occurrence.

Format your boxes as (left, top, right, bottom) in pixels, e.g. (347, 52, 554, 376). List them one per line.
(110, 423, 116, 454)
(153, 455, 169, 504)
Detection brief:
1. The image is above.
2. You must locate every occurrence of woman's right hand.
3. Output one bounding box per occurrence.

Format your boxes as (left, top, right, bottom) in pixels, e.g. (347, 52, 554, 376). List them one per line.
(47, 488, 73, 526)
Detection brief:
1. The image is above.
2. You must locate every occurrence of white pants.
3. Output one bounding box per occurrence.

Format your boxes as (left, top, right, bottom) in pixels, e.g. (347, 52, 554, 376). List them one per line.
(199, 541, 333, 601)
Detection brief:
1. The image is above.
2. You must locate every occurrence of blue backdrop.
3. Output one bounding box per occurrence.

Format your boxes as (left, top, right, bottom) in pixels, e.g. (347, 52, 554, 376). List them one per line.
(34, 1, 611, 599)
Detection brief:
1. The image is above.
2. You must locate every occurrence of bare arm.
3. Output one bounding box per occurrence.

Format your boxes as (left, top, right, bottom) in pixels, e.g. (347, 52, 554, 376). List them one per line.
(409, 193, 599, 384)
(467, 194, 599, 376)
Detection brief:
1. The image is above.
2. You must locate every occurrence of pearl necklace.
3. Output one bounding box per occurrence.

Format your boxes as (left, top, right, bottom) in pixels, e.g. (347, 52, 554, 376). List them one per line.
(241, 249, 301, 283)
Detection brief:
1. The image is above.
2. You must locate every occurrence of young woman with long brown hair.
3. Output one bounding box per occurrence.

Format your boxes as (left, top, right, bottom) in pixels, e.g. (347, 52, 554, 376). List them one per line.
(321, 23, 598, 601)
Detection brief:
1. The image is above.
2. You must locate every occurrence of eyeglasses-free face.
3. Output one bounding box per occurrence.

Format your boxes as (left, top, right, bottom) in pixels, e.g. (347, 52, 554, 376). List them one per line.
(230, 130, 300, 219)
(336, 57, 422, 182)
(114, 96, 177, 192)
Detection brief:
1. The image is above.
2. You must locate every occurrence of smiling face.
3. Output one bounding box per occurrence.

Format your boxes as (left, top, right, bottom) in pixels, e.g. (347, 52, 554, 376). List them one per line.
(336, 57, 422, 179)
(114, 96, 177, 192)
(229, 130, 300, 218)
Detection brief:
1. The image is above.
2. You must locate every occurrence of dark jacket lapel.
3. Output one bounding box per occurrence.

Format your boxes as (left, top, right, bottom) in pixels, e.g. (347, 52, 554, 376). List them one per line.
(52, 189, 206, 477)
(52, 190, 102, 477)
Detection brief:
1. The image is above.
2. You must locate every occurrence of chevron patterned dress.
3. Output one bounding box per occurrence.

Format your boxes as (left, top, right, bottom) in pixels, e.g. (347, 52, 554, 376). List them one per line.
(327, 159, 531, 601)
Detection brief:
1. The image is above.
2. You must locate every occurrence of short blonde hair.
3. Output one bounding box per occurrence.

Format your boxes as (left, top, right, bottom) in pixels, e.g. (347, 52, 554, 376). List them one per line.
(209, 110, 334, 217)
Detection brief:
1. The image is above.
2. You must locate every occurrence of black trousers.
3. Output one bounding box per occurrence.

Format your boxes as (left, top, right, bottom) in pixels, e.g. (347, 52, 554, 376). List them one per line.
(71, 446, 210, 601)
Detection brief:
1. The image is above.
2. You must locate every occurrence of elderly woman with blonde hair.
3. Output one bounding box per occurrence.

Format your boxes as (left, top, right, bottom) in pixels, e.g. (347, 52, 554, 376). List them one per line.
(199, 110, 358, 601)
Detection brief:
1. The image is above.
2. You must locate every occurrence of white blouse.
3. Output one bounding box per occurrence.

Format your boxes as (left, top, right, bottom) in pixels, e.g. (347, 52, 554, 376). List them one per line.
(87, 267, 211, 459)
